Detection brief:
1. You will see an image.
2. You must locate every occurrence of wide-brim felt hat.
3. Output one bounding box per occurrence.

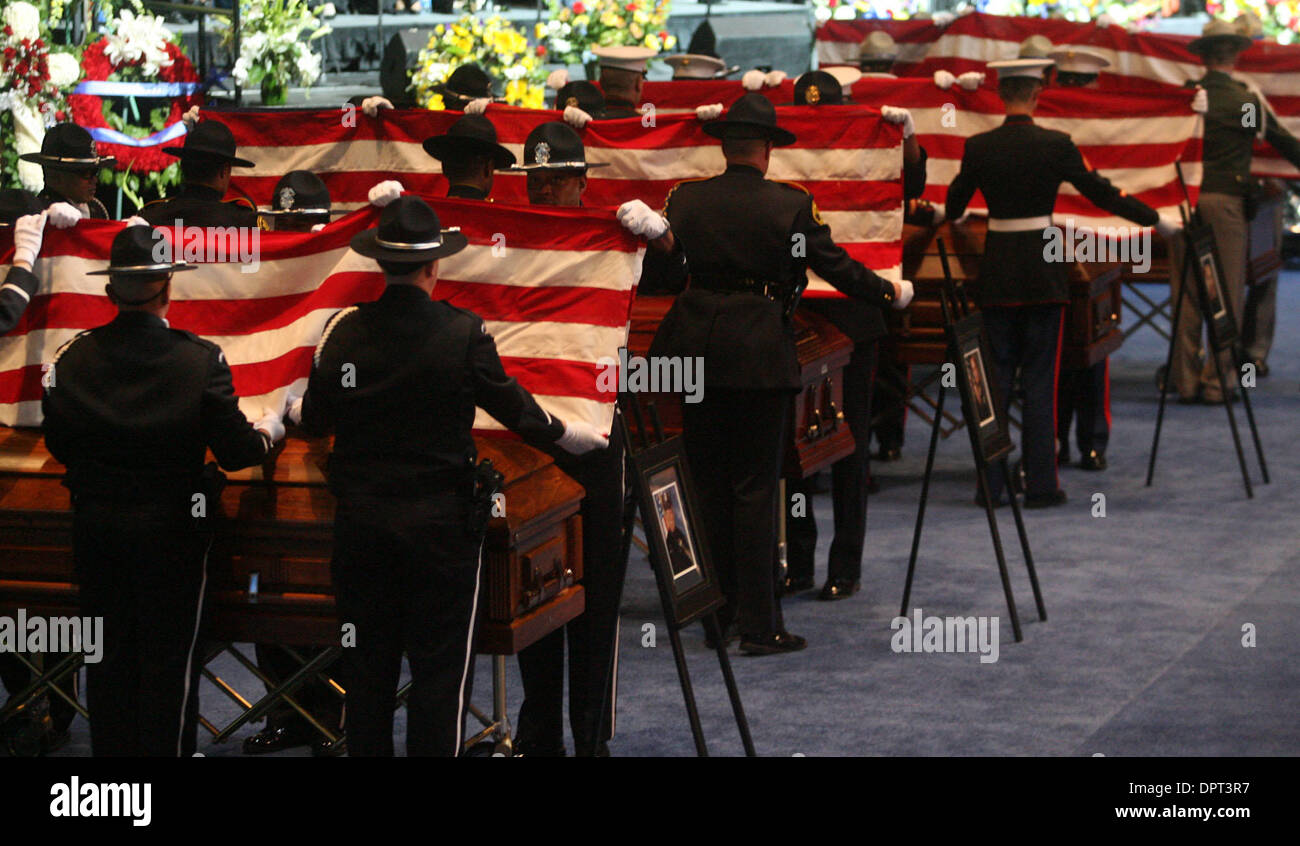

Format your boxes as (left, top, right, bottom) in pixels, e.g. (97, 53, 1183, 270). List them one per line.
(422, 114, 516, 169)
(0, 188, 42, 226)
(162, 119, 255, 167)
(664, 54, 729, 79)
(261, 170, 349, 217)
(554, 80, 606, 115)
(793, 70, 845, 106)
(701, 93, 796, 146)
(511, 121, 610, 171)
(87, 225, 196, 276)
(350, 195, 468, 264)
(432, 63, 497, 103)
(19, 123, 116, 171)
(1189, 19, 1253, 55)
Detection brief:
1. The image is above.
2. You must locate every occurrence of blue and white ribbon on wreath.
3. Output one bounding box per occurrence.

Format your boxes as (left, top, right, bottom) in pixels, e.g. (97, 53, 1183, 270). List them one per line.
(72, 80, 201, 147)
(73, 81, 202, 98)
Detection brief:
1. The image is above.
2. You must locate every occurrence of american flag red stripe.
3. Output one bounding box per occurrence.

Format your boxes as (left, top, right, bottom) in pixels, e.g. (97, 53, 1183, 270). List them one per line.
(816, 11, 1300, 178)
(217, 104, 906, 292)
(0, 199, 644, 436)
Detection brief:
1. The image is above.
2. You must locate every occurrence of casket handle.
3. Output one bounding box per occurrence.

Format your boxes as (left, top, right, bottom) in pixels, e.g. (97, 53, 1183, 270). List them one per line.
(823, 378, 844, 430)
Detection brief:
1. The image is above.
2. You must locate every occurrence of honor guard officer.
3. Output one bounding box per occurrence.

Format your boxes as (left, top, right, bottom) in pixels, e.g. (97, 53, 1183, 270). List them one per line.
(422, 114, 517, 200)
(664, 19, 737, 81)
(859, 30, 900, 76)
(141, 120, 260, 228)
(945, 58, 1173, 508)
(20, 123, 115, 219)
(41, 224, 286, 756)
(783, 72, 925, 600)
(507, 123, 632, 756)
(1169, 19, 1300, 404)
(294, 196, 606, 756)
(592, 46, 656, 119)
(1048, 48, 1114, 471)
(243, 170, 350, 758)
(645, 95, 911, 652)
(553, 80, 607, 131)
(1, 192, 83, 333)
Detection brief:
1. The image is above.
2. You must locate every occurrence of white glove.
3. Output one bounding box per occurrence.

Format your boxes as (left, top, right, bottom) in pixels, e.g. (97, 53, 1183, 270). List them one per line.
(556, 419, 608, 454)
(283, 389, 304, 426)
(563, 105, 593, 129)
(546, 68, 569, 90)
(956, 71, 985, 91)
(361, 96, 394, 117)
(932, 11, 956, 27)
(764, 70, 787, 88)
(881, 105, 915, 139)
(464, 97, 491, 115)
(934, 69, 956, 90)
(255, 409, 286, 444)
(310, 222, 327, 232)
(1191, 86, 1208, 114)
(368, 180, 404, 208)
(46, 202, 83, 230)
(616, 200, 669, 240)
(181, 105, 201, 130)
(695, 103, 724, 121)
(930, 204, 947, 225)
(892, 279, 915, 310)
(741, 69, 766, 91)
(124, 215, 149, 228)
(1095, 12, 1114, 28)
(11, 212, 45, 268)
(1155, 216, 1182, 238)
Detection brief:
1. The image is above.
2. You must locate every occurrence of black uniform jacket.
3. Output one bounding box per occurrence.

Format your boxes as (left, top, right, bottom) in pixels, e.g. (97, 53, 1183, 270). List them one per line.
(42, 311, 270, 501)
(1, 266, 39, 334)
(300, 285, 564, 499)
(644, 164, 897, 390)
(140, 183, 260, 228)
(946, 115, 1158, 307)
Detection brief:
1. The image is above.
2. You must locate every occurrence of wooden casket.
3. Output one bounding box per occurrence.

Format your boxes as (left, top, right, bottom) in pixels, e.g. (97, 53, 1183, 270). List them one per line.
(0, 429, 585, 656)
(626, 295, 856, 479)
(898, 218, 1124, 370)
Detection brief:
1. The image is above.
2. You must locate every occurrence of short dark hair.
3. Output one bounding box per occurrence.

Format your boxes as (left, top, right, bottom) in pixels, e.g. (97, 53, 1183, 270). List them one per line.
(599, 66, 641, 98)
(998, 77, 1042, 105)
(1204, 43, 1245, 65)
(181, 156, 228, 183)
(441, 154, 492, 183)
(108, 275, 170, 303)
(720, 136, 769, 159)
(378, 259, 432, 277)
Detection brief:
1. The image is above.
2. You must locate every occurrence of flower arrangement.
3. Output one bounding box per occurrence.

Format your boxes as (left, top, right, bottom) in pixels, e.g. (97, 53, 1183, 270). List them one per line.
(1208, 0, 1300, 44)
(0, 1, 76, 191)
(223, 0, 331, 104)
(536, 0, 676, 72)
(810, 0, 926, 24)
(69, 6, 201, 207)
(412, 14, 546, 109)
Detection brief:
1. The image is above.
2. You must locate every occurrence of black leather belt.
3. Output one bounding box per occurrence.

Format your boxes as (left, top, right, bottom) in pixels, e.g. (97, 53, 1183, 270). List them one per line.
(701, 277, 786, 300)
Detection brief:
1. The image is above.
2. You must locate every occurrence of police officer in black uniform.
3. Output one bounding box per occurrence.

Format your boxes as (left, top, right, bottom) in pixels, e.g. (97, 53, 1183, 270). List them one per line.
(945, 59, 1173, 507)
(591, 46, 655, 119)
(784, 71, 927, 600)
(423, 114, 516, 201)
(295, 196, 606, 757)
(141, 120, 259, 228)
(256, 170, 349, 233)
(506, 123, 633, 756)
(645, 94, 911, 653)
(20, 123, 115, 220)
(0, 192, 48, 334)
(41, 225, 286, 756)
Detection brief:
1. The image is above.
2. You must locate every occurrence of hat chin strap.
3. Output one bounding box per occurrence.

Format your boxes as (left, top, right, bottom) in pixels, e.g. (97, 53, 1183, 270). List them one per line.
(106, 279, 170, 307)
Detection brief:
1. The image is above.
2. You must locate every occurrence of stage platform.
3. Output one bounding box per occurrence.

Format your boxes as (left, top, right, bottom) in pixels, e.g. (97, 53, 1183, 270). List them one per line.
(178, 2, 814, 105)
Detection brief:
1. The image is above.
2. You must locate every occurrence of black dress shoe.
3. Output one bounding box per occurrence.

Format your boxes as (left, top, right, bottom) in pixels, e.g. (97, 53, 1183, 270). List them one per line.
(817, 579, 859, 601)
(512, 740, 566, 757)
(782, 575, 815, 595)
(1252, 358, 1270, 378)
(1078, 450, 1107, 471)
(875, 447, 902, 462)
(1024, 489, 1068, 509)
(243, 725, 315, 755)
(574, 741, 611, 758)
(311, 736, 347, 757)
(740, 631, 807, 656)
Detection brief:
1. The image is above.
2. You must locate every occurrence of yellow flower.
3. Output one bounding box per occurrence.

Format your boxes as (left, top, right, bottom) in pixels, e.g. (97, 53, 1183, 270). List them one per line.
(428, 93, 446, 111)
(435, 23, 445, 34)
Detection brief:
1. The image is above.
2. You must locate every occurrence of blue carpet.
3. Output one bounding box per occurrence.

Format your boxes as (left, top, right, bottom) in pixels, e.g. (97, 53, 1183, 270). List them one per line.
(49, 273, 1300, 757)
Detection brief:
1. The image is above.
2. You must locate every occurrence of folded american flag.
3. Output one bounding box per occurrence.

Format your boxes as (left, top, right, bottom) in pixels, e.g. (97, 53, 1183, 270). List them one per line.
(0, 199, 643, 435)
(218, 104, 905, 292)
(816, 11, 1300, 179)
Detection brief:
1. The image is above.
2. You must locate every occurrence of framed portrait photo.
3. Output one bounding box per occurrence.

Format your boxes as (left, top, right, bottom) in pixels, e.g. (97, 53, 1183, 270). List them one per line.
(948, 314, 1012, 464)
(1187, 224, 1238, 352)
(629, 437, 724, 629)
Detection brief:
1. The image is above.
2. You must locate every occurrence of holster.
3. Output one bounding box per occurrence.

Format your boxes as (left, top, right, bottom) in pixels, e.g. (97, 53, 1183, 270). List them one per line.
(467, 458, 504, 539)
